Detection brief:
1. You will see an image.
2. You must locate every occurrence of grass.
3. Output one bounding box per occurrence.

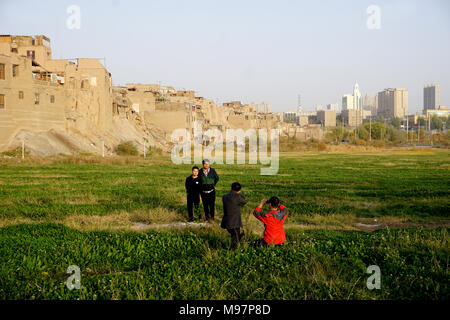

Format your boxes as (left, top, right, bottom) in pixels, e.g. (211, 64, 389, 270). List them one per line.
(0, 223, 447, 299)
(0, 149, 448, 299)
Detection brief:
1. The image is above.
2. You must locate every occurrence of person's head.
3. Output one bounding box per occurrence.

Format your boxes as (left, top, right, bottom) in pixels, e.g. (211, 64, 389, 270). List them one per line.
(192, 166, 199, 176)
(267, 196, 280, 210)
(202, 159, 210, 170)
(231, 182, 242, 193)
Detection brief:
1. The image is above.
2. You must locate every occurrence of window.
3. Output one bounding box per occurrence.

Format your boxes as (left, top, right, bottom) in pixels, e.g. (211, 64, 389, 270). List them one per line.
(50, 95, 55, 103)
(19, 91, 24, 100)
(27, 50, 35, 60)
(12, 65, 19, 77)
(34, 93, 39, 105)
(0, 94, 4, 109)
(0, 64, 5, 80)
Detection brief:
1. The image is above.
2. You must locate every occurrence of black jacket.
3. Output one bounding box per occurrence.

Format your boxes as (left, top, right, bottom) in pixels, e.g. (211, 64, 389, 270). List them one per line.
(221, 191, 248, 229)
(185, 176, 202, 195)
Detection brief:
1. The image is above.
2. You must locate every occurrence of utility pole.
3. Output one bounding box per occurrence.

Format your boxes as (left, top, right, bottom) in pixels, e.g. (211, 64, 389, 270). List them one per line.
(418, 122, 420, 144)
(369, 116, 372, 142)
(406, 116, 409, 143)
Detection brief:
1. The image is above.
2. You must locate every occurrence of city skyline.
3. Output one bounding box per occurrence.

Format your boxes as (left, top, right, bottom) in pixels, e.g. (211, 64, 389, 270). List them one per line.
(1, 0, 449, 113)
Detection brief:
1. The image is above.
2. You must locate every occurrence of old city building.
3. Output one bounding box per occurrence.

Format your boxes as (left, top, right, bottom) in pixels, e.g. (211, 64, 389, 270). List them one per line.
(0, 35, 333, 155)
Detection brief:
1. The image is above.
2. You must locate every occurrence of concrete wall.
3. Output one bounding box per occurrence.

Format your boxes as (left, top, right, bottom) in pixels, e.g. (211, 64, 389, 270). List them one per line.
(317, 110, 336, 127)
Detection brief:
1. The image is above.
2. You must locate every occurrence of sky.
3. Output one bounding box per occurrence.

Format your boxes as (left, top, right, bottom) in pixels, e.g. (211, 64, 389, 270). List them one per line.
(1, 0, 449, 113)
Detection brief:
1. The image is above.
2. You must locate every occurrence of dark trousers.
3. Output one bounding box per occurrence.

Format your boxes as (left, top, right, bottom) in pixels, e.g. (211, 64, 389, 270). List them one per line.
(187, 193, 200, 221)
(200, 190, 215, 220)
(227, 228, 244, 250)
(251, 238, 268, 248)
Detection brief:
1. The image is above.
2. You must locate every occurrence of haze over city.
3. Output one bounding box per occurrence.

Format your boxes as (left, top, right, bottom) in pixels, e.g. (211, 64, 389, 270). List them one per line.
(1, 0, 449, 113)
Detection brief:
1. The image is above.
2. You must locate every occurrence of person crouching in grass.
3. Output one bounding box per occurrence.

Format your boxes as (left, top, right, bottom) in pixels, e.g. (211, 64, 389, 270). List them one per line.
(221, 182, 248, 250)
(252, 197, 289, 247)
(185, 166, 202, 222)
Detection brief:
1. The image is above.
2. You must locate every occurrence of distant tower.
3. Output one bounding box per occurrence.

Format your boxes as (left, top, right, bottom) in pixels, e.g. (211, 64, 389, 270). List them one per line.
(297, 94, 302, 115)
(353, 83, 362, 110)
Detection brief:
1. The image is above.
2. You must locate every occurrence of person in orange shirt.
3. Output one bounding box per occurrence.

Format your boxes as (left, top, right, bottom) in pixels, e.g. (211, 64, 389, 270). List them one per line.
(252, 196, 289, 247)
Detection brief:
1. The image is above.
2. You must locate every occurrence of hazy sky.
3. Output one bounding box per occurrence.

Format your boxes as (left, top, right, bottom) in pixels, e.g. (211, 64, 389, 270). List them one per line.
(1, 0, 449, 113)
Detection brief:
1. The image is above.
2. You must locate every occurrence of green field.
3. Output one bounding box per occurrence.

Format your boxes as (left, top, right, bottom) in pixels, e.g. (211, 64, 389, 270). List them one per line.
(0, 150, 449, 299)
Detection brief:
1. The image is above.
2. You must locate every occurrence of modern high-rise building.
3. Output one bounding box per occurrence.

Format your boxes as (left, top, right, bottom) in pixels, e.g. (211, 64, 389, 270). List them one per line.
(353, 83, 362, 110)
(342, 94, 354, 110)
(342, 83, 362, 111)
(423, 83, 440, 111)
(377, 88, 408, 119)
(363, 94, 377, 114)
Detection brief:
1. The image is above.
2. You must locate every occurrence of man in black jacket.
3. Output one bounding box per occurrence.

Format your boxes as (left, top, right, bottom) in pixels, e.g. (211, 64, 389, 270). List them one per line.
(221, 182, 247, 250)
(199, 159, 219, 222)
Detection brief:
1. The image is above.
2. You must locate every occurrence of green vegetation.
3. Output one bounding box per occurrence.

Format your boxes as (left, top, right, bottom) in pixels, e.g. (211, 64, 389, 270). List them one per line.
(0, 150, 448, 299)
(116, 141, 139, 156)
(326, 117, 450, 147)
(0, 224, 447, 299)
(1, 146, 29, 158)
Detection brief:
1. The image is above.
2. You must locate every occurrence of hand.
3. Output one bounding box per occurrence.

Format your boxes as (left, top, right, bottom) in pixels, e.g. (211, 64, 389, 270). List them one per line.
(259, 199, 267, 207)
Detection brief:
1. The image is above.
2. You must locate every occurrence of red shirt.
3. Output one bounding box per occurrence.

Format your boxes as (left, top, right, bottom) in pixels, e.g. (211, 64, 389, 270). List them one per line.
(253, 205, 289, 245)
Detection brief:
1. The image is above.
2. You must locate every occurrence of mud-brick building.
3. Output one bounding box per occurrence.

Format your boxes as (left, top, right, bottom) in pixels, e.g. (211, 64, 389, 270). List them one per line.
(0, 35, 113, 151)
(0, 36, 65, 147)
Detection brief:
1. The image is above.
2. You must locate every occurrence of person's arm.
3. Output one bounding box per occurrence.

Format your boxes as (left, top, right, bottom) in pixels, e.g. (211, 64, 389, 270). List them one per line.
(239, 194, 248, 206)
(279, 204, 289, 217)
(253, 199, 267, 220)
(213, 169, 219, 185)
(185, 177, 189, 192)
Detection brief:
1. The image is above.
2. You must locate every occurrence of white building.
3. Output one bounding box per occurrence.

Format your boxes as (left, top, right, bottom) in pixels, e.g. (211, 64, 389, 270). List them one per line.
(315, 104, 325, 111)
(253, 101, 271, 113)
(326, 103, 339, 112)
(342, 83, 362, 111)
(283, 110, 297, 122)
(342, 94, 354, 110)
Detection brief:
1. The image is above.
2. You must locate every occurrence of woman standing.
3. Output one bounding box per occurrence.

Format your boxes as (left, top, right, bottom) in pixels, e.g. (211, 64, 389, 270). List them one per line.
(185, 166, 202, 222)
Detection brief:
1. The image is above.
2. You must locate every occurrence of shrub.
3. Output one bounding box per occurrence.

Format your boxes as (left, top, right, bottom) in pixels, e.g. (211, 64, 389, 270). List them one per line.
(317, 141, 327, 151)
(117, 141, 139, 156)
(1, 146, 30, 157)
(146, 145, 163, 156)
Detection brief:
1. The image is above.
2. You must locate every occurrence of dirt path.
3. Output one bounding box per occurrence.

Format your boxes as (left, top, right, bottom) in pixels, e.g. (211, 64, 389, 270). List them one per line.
(132, 221, 208, 231)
